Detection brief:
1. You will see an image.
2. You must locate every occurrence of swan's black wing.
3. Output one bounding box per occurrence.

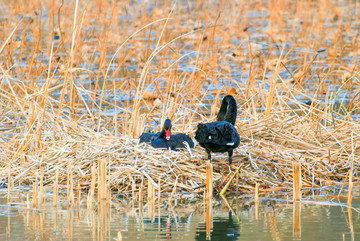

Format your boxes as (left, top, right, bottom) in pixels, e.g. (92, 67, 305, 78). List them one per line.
(149, 133, 194, 150)
(150, 138, 168, 149)
(195, 123, 213, 147)
(195, 121, 240, 148)
(171, 133, 195, 149)
(139, 131, 160, 143)
(211, 122, 239, 146)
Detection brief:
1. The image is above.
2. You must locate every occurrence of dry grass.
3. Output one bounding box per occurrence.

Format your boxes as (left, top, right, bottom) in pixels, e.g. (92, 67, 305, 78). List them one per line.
(0, 0, 359, 201)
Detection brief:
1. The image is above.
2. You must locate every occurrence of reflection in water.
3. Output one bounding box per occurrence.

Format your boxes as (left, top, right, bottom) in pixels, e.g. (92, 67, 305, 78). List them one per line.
(1, 195, 360, 240)
(195, 211, 240, 241)
(293, 201, 301, 240)
(347, 207, 354, 241)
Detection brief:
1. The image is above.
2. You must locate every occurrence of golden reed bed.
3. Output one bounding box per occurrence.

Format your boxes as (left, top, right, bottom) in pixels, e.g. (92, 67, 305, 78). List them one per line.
(0, 0, 359, 203)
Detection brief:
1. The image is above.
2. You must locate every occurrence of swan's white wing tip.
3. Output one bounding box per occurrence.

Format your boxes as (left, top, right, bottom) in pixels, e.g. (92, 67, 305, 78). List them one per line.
(183, 141, 194, 158)
(226, 142, 234, 146)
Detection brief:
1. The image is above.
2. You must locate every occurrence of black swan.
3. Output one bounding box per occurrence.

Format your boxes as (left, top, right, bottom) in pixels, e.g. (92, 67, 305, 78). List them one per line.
(139, 119, 195, 151)
(139, 131, 160, 143)
(195, 95, 240, 164)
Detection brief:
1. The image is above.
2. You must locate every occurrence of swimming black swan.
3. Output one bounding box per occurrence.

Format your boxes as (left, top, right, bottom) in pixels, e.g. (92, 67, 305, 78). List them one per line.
(195, 95, 240, 164)
(139, 119, 195, 151)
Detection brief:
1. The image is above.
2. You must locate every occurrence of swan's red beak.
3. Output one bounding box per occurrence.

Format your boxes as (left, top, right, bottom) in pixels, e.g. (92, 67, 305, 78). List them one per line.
(165, 129, 171, 140)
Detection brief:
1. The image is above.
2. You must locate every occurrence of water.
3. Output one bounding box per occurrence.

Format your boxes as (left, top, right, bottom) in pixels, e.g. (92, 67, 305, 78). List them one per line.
(1, 194, 359, 240)
(1, 1, 360, 240)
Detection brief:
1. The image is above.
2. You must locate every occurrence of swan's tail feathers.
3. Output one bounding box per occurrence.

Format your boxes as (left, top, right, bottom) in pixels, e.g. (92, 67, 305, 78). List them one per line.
(183, 141, 194, 158)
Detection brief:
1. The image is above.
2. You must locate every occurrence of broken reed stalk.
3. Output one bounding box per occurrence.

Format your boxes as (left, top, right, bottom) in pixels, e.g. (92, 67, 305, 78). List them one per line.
(98, 159, 107, 201)
(236, 172, 239, 194)
(131, 176, 135, 208)
(147, 179, 154, 218)
(67, 164, 74, 207)
(7, 165, 10, 203)
(220, 164, 243, 195)
(293, 161, 302, 201)
(255, 182, 259, 219)
(53, 168, 58, 207)
(205, 160, 213, 240)
(139, 177, 143, 212)
(206, 160, 213, 201)
(87, 162, 96, 209)
(33, 180, 38, 208)
(158, 176, 161, 219)
(255, 183, 259, 203)
(77, 182, 81, 206)
(70, 170, 74, 207)
(107, 183, 111, 206)
(26, 194, 30, 209)
(39, 166, 44, 205)
(117, 231, 122, 241)
(347, 132, 354, 206)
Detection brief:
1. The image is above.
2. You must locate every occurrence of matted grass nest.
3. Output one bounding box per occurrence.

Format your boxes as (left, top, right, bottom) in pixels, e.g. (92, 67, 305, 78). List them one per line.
(1, 101, 358, 196)
(0, 0, 359, 198)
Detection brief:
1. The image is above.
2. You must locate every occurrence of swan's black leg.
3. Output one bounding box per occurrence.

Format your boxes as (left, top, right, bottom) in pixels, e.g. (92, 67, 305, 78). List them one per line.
(228, 150, 233, 165)
(207, 150, 212, 160)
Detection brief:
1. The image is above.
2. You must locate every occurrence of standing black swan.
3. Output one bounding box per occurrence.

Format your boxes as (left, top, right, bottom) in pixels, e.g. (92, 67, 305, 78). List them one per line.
(195, 95, 240, 164)
(139, 119, 195, 151)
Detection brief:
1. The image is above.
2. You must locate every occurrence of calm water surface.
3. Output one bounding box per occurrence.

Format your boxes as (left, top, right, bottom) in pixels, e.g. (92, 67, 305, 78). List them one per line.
(1, 192, 359, 241)
(1, 0, 360, 240)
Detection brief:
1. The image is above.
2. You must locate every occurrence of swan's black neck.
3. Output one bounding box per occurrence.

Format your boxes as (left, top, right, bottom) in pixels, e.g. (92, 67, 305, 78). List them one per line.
(217, 95, 237, 126)
(159, 119, 172, 140)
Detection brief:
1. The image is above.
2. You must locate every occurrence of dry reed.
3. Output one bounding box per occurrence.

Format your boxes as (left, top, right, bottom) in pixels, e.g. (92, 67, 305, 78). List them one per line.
(32, 181, 37, 208)
(347, 132, 355, 206)
(53, 168, 58, 207)
(39, 166, 43, 205)
(255, 182, 259, 219)
(293, 161, 301, 201)
(98, 159, 107, 201)
(205, 160, 213, 240)
(0, 0, 359, 204)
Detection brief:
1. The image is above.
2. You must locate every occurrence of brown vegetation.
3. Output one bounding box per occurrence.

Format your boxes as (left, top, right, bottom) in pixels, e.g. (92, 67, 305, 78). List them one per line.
(0, 0, 359, 203)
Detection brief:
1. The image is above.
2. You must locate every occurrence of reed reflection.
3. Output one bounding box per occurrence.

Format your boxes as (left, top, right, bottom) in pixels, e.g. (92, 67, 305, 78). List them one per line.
(293, 201, 301, 240)
(195, 211, 240, 241)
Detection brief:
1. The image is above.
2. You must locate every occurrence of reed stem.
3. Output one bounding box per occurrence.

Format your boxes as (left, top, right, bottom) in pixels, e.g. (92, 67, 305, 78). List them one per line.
(347, 132, 354, 206)
(33, 180, 38, 208)
(39, 166, 44, 206)
(293, 161, 302, 201)
(53, 169, 58, 207)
